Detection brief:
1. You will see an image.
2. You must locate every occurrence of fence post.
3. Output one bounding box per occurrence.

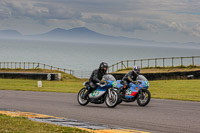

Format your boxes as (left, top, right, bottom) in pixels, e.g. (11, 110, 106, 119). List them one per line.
(15, 62, 17, 69)
(181, 57, 183, 66)
(192, 56, 194, 66)
(127, 60, 129, 68)
(51, 66, 52, 70)
(70, 70, 72, 75)
(134, 60, 136, 66)
(163, 58, 165, 67)
(112, 65, 114, 72)
(172, 57, 174, 67)
(44, 64, 45, 69)
(155, 59, 157, 67)
(141, 59, 143, 68)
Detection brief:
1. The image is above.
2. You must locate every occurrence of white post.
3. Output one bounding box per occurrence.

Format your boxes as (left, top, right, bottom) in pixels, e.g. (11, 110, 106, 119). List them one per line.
(37, 81, 42, 87)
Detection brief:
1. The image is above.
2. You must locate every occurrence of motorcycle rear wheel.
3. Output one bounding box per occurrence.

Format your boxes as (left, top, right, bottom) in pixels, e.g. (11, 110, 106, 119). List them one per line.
(137, 89, 151, 107)
(105, 90, 119, 108)
(77, 88, 89, 106)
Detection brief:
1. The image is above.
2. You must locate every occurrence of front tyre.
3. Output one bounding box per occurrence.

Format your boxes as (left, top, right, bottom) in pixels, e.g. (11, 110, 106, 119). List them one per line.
(105, 90, 119, 108)
(77, 88, 89, 106)
(137, 89, 151, 107)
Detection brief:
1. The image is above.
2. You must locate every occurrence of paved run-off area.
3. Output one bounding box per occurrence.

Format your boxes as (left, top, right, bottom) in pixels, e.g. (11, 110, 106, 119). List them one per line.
(0, 90, 200, 133)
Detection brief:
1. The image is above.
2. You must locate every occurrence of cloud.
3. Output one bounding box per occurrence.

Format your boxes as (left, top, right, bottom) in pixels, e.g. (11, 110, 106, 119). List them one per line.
(168, 22, 200, 37)
(0, 0, 200, 42)
(0, 0, 82, 20)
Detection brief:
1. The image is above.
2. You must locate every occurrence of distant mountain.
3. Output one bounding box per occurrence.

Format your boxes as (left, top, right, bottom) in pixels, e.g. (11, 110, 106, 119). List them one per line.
(0, 29, 22, 38)
(0, 27, 200, 48)
(32, 27, 156, 44)
(38, 27, 108, 39)
(0, 27, 151, 44)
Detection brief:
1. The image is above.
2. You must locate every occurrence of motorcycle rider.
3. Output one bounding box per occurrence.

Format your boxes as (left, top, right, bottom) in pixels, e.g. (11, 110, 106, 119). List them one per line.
(82, 62, 108, 99)
(121, 66, 141, 90)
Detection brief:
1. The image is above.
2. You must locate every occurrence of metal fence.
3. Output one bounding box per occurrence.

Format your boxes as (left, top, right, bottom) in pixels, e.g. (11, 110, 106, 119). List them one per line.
(0, 62, 74, 75)
(73, 70, 92, 79)
(108, 56, 200, 73)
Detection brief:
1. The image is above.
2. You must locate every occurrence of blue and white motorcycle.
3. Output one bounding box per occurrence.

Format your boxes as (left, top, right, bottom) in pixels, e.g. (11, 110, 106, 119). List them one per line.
(116, 75, 151, 106)
(77, 75, 119, 108)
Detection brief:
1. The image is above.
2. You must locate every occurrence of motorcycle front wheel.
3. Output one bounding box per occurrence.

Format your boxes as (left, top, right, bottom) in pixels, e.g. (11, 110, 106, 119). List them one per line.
(77, 88, 89, 106)
(137, 89, 151, 107)
(105, 90, 119, 108)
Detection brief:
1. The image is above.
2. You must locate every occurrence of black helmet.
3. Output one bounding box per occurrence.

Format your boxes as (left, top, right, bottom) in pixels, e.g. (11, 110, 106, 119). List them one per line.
(99, 62, 108, 72)
(133, 65, 140, 75)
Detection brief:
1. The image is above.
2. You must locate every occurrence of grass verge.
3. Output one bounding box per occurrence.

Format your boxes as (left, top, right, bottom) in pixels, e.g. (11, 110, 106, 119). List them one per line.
(149, 80, 200, 101)
(0, 78, 85, 93)
(149, 79, 200, 101)
(0, 78, 200, 101)
(0, 114, 89, 133)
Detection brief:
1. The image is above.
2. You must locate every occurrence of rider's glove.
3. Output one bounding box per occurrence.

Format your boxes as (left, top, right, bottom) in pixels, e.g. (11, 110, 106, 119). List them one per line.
(100, 81, 105, 85)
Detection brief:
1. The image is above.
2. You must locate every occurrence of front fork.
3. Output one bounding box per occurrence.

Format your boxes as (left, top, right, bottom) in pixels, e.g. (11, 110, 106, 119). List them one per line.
(108, 88, 116, 99)
(138, 89, 144, 99)
(108, 89, 112, 99)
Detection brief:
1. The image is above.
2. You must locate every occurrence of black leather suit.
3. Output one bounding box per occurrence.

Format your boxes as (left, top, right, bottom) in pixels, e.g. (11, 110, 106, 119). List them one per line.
(89, 69, 106, 89)
(122, 71, 138, 88)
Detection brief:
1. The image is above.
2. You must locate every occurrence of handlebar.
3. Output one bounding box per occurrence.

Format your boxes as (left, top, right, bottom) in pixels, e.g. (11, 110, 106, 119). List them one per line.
(132, 81, 142, 85)
(96, 81, 108, 87)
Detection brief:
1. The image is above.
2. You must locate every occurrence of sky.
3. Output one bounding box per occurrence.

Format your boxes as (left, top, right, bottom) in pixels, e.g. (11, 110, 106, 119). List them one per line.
(0, 0, 200, 43)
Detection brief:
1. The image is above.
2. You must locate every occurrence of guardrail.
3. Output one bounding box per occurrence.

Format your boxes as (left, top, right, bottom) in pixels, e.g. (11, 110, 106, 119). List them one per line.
(108, 56, 200, 73)
(0, 62, 74, 75)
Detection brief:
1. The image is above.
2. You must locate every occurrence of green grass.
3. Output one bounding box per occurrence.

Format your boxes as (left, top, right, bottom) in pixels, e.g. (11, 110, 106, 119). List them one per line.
(0, 78, 200, 101)
(0, 78, 85, 93)
(149, 80, 200, 101)
(0, 114, 89, 133)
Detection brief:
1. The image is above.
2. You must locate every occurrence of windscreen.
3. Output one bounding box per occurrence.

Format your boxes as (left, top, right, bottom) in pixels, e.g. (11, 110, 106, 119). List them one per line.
(102, 74, 116, 81)
(136, 75, 147, 81)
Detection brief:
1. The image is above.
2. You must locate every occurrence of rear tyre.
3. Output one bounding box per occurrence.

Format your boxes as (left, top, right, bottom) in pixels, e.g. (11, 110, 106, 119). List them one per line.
(118, 99, 123, 104)
(77, 88, 89, 106)
(105, 90, 119, 108)
(137, 89, 151, 107)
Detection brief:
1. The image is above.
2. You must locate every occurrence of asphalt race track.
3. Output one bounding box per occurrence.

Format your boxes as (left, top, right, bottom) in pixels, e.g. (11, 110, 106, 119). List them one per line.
(0, 90, 199, 133)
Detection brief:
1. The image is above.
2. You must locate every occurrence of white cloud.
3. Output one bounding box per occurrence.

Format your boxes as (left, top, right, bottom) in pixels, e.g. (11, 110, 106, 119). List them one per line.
(1, 0, 200, 42)
(0, 0, 82, 20)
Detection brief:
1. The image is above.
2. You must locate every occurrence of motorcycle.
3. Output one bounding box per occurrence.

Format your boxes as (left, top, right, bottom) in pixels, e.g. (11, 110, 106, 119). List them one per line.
(115, 75, 151, 106)
(77, 75, 119, 108)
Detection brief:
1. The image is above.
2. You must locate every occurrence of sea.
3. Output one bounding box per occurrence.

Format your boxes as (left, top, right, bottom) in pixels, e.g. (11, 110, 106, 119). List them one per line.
(0, 39, 200, 78)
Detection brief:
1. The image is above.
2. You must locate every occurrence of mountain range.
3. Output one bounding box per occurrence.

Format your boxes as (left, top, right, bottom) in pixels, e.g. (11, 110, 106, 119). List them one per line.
(0, 27, 200, 48)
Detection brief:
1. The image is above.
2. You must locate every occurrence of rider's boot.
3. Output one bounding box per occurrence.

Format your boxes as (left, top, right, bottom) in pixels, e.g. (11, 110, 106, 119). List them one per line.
(122, 85, 128, 98)
(82, 90, 90, 100)
(82, 87, 92, 100)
